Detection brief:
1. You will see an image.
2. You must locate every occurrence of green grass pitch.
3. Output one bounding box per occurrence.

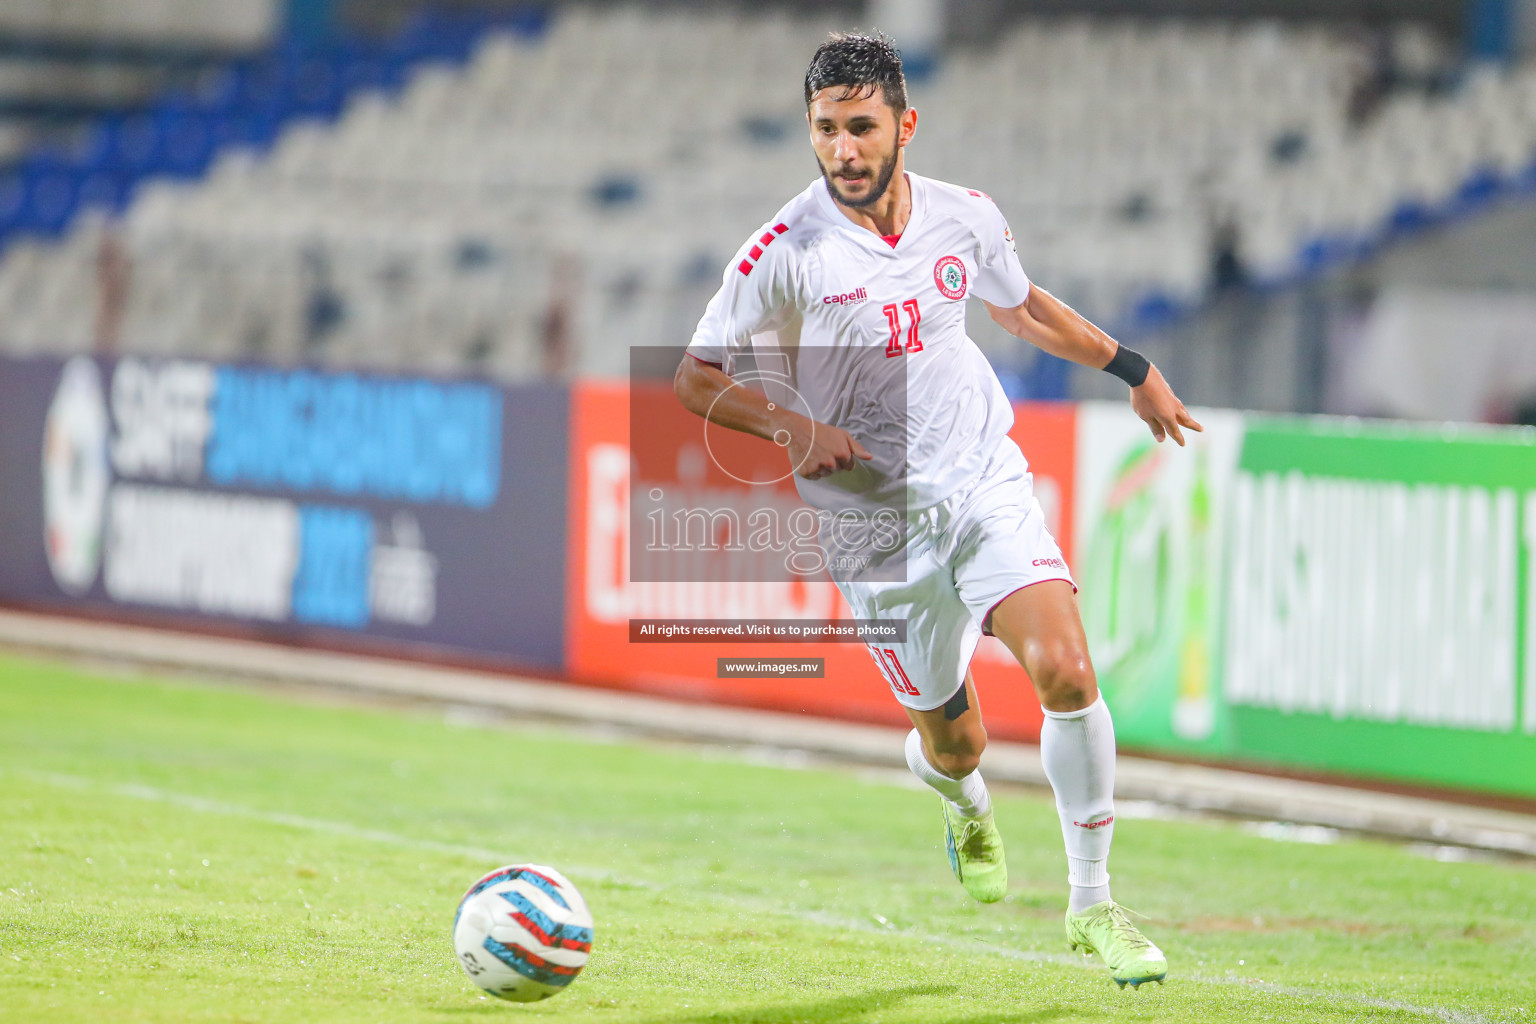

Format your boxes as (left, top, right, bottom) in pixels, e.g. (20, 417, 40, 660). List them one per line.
(1, 652, 1532, 1023)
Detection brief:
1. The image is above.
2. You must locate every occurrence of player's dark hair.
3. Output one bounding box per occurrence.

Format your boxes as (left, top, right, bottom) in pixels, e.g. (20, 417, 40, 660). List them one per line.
(804, 32, 907, 113)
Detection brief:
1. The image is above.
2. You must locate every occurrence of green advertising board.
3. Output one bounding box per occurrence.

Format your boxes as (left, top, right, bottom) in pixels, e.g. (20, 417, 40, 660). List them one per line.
(1079, 404, 1536, 799)
(1075, 404, 1244, 757)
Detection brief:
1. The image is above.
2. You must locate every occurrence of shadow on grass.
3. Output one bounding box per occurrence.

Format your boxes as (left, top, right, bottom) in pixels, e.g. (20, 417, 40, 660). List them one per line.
(616, 983, 1100, 1024)
(937, 1006, 1104, 1024)
(429, 985, 1103, 1023)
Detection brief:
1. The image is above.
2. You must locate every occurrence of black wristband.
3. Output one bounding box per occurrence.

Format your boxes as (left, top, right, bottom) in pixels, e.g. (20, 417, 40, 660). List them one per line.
(1103, 344, 1150, 387)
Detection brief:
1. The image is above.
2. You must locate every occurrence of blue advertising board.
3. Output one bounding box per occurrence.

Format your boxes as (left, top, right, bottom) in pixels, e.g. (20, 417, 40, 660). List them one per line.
(0, 355, 567, 669)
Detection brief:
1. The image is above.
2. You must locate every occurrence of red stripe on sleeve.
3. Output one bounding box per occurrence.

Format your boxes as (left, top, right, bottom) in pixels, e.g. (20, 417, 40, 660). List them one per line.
(758, 231, 776, 246)
(773, 223, 789, 234)
(737, 259, 753, 276)
(749, 245, 763, 260)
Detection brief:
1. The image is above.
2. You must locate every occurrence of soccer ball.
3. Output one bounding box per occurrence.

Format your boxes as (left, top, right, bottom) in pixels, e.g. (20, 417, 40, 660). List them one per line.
(452, 864, 594, 1002)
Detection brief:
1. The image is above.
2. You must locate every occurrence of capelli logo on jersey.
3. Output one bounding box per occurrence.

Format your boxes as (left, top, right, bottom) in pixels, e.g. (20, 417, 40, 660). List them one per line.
(822, 287, 868, 306)
(1032, 557, 1065, 569)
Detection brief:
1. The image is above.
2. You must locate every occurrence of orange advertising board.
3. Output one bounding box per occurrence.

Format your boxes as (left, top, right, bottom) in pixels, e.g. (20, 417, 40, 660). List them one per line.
(564, 379, 1076, 741)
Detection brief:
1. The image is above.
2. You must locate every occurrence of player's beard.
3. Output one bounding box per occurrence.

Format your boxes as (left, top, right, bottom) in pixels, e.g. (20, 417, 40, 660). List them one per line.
(818, 140, 900, 210)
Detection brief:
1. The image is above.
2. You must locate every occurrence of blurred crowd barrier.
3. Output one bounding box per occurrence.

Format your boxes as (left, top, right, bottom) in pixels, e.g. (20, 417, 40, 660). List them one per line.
(2, 352, 1534, 799)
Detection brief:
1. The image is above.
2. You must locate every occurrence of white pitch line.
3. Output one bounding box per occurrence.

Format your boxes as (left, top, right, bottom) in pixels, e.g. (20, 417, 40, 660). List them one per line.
(4, 768, 1496, 1024)
(1181, 974, 1501, 1024)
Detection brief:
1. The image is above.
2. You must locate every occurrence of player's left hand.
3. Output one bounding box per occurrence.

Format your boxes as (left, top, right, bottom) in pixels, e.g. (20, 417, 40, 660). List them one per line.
(1129, 365, 1203, 446)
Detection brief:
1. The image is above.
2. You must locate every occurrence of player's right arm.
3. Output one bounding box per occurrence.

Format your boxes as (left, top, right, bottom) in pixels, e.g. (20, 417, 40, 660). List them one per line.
(673, 355, 872, 481)
(674, 223, 871, 481)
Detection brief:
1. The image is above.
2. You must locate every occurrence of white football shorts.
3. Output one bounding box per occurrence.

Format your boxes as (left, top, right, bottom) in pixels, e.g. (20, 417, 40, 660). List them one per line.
(832, 439, 1075, 711)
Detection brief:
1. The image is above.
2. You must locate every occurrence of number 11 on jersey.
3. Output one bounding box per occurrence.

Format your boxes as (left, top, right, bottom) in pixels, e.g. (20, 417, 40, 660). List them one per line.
(869, 645, 920, 696)
(883, 299, 923, 358)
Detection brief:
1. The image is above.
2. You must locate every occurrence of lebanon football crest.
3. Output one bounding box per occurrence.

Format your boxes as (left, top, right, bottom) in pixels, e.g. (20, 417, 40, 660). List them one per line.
(934, 256, 967, 299)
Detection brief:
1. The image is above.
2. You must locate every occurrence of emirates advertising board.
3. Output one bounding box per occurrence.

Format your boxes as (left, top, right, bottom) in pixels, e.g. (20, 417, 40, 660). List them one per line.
(0, 355, 567, 668)
(563, 375, 1075, 740)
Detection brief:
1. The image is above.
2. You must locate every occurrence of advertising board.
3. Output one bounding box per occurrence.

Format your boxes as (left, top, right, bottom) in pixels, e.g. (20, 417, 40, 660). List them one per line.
(1073, 403, 1246, 755)
(1076, 403, 1536, 798)
(0, 355, 567, 668)
(1221, 417, 1536, 796)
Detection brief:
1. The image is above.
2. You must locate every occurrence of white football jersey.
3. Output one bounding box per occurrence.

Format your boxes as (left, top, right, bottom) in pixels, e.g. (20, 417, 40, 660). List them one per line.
(688, 172, 1032, 513)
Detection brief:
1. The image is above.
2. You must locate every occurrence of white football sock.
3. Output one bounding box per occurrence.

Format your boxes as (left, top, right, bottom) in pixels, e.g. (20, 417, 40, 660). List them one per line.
(904, 729, 992, 818)
(1040, 696, 1117, 914)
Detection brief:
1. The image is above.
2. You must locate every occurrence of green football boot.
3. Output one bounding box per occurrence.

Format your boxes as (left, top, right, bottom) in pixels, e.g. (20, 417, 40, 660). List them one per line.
(1065, 901, 1168, 988)
(940, 801, 1007, 903)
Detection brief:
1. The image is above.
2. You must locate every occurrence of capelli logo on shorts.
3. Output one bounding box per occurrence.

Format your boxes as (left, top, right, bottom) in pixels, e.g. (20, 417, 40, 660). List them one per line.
(1032, 557, 1065, 569)
(1072, 815, 1114, 830)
